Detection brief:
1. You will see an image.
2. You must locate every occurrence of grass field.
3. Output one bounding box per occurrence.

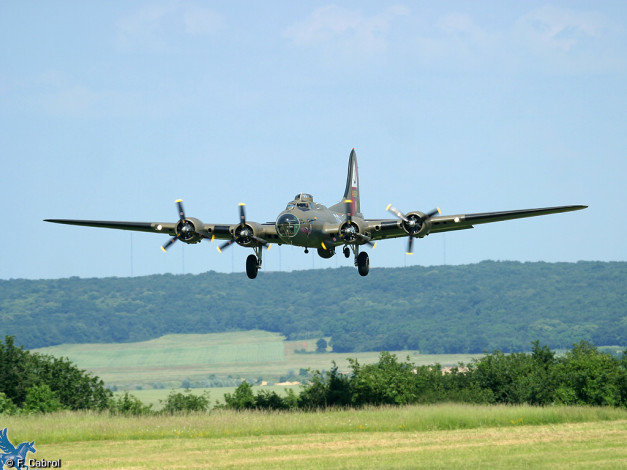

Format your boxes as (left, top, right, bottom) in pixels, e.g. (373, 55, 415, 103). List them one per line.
(33, 331, 480, 389)
(2, 404, 625, 469)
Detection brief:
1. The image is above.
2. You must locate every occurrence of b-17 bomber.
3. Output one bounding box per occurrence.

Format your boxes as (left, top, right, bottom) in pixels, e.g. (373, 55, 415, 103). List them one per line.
(45, 149, 586, 279)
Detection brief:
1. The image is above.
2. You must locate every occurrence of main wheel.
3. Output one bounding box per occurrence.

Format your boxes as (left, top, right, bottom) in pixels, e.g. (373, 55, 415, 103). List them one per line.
(357, 251, 369, 276)
(246, 254, 259, 279)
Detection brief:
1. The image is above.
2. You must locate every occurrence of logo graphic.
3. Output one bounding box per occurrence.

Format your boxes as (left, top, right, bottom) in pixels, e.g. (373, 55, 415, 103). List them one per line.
(0, 428, 36, 470)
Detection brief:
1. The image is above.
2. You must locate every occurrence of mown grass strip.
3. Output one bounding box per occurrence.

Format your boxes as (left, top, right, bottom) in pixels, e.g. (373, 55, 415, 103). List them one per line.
(3, 403, 625, 445)
(29, 421, 627, 469)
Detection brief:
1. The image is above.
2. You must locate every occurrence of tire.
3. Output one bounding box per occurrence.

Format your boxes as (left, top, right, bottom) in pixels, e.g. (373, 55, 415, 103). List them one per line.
(357, 251, 369, 276)
(246, 254, 259, 279)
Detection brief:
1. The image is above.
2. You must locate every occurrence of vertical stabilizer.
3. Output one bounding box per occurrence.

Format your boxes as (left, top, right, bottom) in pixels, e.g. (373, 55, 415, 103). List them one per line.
(330, 149, 361, 217)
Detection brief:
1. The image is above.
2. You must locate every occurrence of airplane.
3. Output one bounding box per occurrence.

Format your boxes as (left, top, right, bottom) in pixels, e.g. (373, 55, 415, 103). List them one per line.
(45, 149, 586, 279)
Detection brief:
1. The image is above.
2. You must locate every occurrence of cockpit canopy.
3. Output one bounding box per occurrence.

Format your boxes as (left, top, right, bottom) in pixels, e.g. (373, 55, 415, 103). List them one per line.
(285, 193, 315, 211)
(295, 193, 313, 202)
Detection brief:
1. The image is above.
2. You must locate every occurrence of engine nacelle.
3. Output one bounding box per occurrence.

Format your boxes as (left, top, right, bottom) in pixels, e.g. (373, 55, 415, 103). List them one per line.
(401, 211, 432, 238)
(176, 217, 203, 244)
(339, 219, 365, 243)
(317, 246, 335, 258)
(234, 221, 264, 247)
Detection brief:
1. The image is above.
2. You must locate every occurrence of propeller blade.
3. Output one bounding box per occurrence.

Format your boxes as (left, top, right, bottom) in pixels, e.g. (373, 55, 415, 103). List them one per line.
(176, 199, 186, 221)
(386, 204, 408, 222)
(161, 237, 177, 252)
(355, 232, 375, 248)
(251, 235, 268, 246)
(217, 239, 236, 253)
(239, 203, 246, 228)
(345, 199, 353, 224)
(406, 236, 414, 255)
(425, 207, 441, 219)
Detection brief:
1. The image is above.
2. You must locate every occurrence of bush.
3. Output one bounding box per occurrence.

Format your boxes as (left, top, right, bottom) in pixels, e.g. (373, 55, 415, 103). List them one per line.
(109, 392, 153, 415)
(161, 389, 210, 414)
(23, 384, 64, 413)
(223, 382, 298, 411)
(0, 392, 18, 415)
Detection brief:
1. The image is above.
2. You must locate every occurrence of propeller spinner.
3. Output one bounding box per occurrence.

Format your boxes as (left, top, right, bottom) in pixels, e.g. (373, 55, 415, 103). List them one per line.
(161, 199, 200, 252)
(217, 203, 269, 252)
(386, 204, 440, 254)
(340, 199, 375, 247)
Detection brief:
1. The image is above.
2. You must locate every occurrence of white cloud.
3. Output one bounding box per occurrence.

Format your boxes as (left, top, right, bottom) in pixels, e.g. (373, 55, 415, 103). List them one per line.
(284, 4, 409, 55)
(514, 5, 606, 52)
(115, 1, 223, 52)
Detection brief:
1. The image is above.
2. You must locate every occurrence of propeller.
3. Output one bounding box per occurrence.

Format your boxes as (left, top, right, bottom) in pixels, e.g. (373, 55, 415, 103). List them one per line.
(340, 199, 376, 247)
(217, 203, 269, 253)
(386, 204, 440, 254)
(161, 199, 198, 252)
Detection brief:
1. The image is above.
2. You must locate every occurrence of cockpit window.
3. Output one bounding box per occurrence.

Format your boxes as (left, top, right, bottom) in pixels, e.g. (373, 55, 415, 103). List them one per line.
(285, 203, 295, 210)
(297, 202, 310, 211)
(294, 193, 314, 202)
(276, 213, 300, 238)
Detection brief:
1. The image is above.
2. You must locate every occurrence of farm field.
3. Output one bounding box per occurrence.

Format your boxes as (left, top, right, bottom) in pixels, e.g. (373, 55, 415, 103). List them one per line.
(33, 330, 480, 389)
(3, 404, 625, 469)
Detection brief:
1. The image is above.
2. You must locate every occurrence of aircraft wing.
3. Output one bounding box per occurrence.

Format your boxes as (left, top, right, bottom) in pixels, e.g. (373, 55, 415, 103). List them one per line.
(44, 219, 179, 235)
(44, 219, 280, 244)
(429, 205, 587, 233)
(365, 205, 587, 240)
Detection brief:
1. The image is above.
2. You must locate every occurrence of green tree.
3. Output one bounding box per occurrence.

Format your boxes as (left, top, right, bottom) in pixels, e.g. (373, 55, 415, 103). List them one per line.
(23, 384, 63, 413)
(350, 352, 422, 406)
(223, 381, 256, 410)
(0, 392, 18, 415)
(0, 336, 36, 406)
(554, 341, 623, 406)
(298, 363, 351, 409)
(0, 336, 112, 410)
(316, 338, 328, 353)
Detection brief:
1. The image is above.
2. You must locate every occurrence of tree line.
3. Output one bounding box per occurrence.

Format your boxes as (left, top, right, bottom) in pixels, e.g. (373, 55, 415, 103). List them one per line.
(1, 336, 625, 415)
(224, 341, 626, 410)
(1, 261, 625, 354)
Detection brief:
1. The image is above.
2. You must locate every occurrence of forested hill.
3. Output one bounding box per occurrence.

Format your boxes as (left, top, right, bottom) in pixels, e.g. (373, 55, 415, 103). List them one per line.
(1, 261, 624, 353)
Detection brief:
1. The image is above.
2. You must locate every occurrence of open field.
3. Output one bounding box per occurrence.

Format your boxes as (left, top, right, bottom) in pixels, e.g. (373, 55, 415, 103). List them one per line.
(2, 404, 625, 469)
(33, 331, 480, 389)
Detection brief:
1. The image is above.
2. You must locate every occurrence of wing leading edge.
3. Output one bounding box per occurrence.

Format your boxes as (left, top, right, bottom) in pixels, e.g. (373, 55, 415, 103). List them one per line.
(365, 204, 587, 240)
(44, 219, 177, 235)
(430, 204, 587, 233)
(43, 219, 279, 242)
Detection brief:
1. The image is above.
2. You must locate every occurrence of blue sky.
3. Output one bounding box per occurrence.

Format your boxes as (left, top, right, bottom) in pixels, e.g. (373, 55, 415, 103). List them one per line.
(1, 1, 625, 279)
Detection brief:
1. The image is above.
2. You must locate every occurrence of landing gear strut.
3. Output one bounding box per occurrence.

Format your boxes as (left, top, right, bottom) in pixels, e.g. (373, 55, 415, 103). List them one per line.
(246, 246, 264, 279)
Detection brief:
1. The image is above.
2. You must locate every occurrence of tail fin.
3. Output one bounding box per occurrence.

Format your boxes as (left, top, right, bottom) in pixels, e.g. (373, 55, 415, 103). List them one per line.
(330, 149, 361, 217)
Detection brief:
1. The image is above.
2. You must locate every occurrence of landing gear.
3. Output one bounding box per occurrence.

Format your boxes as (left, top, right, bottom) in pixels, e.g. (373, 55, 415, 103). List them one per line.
(348, 244, 370, 276)
(246, 255, 258, 279)
(357, 251, 370, 276)
(343, 246, 350, 258)
(246, 246, 264, 279)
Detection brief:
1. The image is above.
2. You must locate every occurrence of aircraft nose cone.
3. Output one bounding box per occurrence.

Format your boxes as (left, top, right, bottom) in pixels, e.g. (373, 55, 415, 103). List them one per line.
(276, 213, 300, 240)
